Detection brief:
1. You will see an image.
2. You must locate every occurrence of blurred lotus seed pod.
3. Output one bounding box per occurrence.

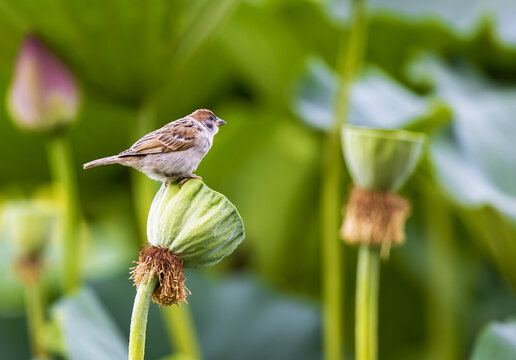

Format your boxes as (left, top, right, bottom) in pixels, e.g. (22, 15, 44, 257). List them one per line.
(7, 35, 80, 133)
(340, 126, 426, 251)
(342, 125, 426, 192)
(147, 180, 245, 268)
(2, 200, 56, 257)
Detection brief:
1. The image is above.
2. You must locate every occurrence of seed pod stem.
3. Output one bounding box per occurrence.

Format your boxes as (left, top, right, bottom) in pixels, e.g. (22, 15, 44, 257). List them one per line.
(128, 274, 158, 360)
(355, 245, 380, 360)
(24, 279, 48, 359)
(320, 131, 344, 360)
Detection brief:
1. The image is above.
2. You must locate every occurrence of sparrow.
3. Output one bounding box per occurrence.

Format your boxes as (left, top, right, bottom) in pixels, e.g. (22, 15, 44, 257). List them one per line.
(83, 109, 226, 186)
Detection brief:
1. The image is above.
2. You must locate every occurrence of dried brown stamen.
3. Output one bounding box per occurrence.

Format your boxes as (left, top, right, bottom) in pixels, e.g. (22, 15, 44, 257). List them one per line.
(14, 255, 43, 284)
(130, 245, 190, 306)
(341, 187, 410, 248)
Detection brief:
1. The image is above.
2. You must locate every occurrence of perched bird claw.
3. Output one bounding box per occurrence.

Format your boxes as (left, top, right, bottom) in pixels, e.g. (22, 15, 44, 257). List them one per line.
(178, 174, 202, 188)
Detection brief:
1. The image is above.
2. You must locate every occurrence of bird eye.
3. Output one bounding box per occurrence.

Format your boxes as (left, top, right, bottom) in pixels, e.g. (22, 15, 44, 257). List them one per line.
(209, 115, 215, 121)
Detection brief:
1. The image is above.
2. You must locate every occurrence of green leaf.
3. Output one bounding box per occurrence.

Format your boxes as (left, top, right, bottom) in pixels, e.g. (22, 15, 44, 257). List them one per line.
(471, 318, 516, 360)
(325, 0, 516, 46)
(410, 53, 516, 221)
(52, 287, 128, 360)
(294, 57, 444, 131)
(218, 3, 305, 104)
(0, 313, 30, 359)
(430, 129, 516, 221)
(0, 0, 239, 103)
(408, 54, 516, 289)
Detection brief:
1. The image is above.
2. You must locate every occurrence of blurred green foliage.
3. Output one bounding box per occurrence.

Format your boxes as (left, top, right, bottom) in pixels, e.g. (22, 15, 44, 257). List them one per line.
(471, 317, 516, 360)
(1, 0, 516, 359)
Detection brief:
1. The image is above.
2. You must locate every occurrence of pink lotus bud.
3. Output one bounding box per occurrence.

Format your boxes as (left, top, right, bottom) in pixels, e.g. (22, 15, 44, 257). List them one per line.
(7, 35, 80, 132)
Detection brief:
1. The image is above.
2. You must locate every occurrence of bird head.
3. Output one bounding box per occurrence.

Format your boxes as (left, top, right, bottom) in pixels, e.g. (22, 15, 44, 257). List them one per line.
(190, 109, 226, 133)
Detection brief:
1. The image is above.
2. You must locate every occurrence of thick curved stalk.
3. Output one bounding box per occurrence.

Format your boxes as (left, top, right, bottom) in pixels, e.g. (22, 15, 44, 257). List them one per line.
(47, 135, 81, 294)
(129, 276, 158, 360)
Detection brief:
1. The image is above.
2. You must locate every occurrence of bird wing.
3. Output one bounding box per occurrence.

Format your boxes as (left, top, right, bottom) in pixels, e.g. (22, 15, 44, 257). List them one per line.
(119, 118, 200, 156)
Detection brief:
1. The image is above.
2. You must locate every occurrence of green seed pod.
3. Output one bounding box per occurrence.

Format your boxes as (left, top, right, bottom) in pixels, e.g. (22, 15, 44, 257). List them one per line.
(132, 180, 245, 306)
(147, 180, 245, 268)
(2, 200, 56, 283)
(342, 125, 426, 192)
(2, 200, 56, 257)
(341, 126, 425, 254)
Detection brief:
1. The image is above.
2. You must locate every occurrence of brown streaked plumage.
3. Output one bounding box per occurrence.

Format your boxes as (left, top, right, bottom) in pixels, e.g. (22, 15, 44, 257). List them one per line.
(83, 109, 226, 185)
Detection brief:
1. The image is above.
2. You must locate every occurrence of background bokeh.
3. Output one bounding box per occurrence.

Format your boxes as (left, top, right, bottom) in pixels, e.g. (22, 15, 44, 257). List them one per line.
(1, 1, 516, 359)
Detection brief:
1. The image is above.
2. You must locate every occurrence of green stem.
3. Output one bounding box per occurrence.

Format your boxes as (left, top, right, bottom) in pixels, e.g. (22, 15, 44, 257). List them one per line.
(424, 188, 459, 360)
(46, 135, 81, 294)
(320, 131, 343, 360)
(321, 0, 368, 359)
(163, 305, 202, 359)
(24, 281, 48, 359)
(334, 0, 368, 129)
(355, 245, 380, 360)
(129, 276, 158, 360)
(131, 105, 201, 358)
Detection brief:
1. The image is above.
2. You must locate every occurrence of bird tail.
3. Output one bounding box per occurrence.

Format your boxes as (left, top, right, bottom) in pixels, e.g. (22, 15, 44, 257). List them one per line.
(83, 155, 120, 169)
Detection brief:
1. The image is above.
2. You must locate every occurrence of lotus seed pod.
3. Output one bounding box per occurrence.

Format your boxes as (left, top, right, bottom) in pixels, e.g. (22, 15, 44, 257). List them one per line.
(7, 35, 80, 133)
(2, 200, 56, 257)
(2, 200, 56, 283)
(341, 126, 425, 253)
(147, 180, 245, 268)
(132, 180, 245, 305)
(342, 125, 426, 192)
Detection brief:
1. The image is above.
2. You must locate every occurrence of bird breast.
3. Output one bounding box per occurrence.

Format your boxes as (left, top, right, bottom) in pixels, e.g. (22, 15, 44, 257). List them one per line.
(138, 132, 213, 181)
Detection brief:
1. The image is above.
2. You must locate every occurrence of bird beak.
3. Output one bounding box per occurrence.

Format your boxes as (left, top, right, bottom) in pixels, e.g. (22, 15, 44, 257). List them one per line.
(216, 118, 226, 126)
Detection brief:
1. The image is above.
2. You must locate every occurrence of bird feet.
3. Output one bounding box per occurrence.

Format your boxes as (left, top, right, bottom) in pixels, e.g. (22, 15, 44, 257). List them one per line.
(177, 174, 203, 188)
